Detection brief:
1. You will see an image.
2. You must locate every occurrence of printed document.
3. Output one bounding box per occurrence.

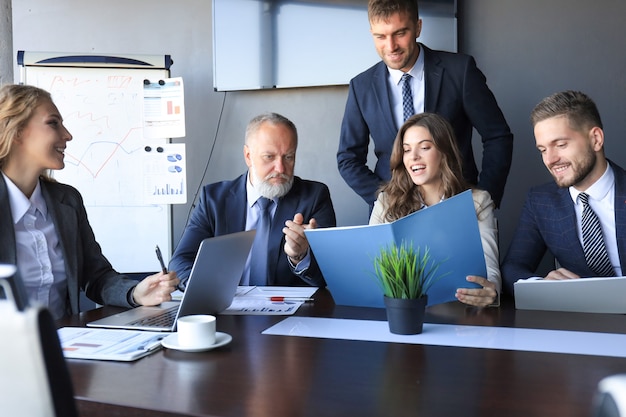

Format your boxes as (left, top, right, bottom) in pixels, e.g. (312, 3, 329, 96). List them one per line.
(58, 327, 167, 361)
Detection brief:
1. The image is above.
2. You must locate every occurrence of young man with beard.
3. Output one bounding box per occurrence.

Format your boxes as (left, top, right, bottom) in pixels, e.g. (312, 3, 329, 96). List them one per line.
(502, 91, 625, 295)
(169, 113, 336, 288)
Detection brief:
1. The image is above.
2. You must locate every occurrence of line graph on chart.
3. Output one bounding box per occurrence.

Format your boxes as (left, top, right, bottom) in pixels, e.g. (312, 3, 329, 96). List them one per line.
(32, 70, 166, 207)
(23, 65, 172, 272)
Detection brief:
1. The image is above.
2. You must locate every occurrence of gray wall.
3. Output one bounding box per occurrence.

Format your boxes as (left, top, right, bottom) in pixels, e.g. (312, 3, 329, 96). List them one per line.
(10, 0, 626, 276)
(0, 0, 12, 84)
(458, 0, 626, 272)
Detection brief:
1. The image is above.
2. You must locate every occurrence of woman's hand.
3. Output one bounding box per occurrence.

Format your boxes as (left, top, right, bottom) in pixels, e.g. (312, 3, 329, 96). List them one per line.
(455, 275, 497, 307)
(132, 271, 180, 306)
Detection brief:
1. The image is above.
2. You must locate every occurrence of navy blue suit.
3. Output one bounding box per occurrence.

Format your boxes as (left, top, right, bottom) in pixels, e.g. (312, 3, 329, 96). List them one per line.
(169, 174, 336, 287)
(337, 44, 513, 208)
(502, 161, 626, 294)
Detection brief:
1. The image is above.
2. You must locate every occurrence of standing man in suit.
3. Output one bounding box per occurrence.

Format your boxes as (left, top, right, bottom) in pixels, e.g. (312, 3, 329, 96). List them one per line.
(337, 0, 513, 210)
(502, 90, 625, 294)
(169, 112, 336, 288)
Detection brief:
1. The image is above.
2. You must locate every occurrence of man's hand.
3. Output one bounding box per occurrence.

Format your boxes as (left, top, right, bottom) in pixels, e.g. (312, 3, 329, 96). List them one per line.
(544, 268, 580, 280)
(283, 213, 317, 264)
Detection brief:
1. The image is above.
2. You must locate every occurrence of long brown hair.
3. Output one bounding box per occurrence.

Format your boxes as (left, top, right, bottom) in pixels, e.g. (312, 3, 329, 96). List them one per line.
(380, 113, 469, 221)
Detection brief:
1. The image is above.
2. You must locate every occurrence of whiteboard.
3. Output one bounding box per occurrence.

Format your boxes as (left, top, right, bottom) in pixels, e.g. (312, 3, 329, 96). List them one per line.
(21, 64, 172, 273)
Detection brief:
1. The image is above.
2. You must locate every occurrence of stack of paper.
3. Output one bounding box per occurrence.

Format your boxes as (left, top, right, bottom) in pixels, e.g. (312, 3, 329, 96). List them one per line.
(58, 327, 166, 361)
(223, 286, 317, 315)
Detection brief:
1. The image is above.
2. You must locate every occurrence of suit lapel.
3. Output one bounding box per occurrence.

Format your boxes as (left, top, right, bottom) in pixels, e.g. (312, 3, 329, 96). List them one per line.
(422, 45, 444, 112)
(0, 177, 17, 265)
(41, 182, 80, 312)
(372, 62, 401, 133)
(225, 175, 248, 233)
(610, 161, 626, 271)
(555, 187, 585, 254)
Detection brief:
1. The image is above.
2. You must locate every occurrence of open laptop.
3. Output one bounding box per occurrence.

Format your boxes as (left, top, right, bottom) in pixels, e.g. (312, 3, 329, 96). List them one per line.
(87, 230, 256, 331)
(514, 276, 626, 313)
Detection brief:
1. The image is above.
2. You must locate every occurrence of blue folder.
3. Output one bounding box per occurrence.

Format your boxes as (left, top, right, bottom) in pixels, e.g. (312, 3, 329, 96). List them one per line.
(305, 190, 485, 308)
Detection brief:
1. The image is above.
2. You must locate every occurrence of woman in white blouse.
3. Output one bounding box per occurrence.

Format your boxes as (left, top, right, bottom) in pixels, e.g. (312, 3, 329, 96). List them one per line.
(0, 84, 178, 318)
(370, 113, 500, 307)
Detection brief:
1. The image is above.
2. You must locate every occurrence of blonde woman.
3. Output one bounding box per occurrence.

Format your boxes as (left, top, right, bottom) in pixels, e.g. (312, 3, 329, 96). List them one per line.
(0, 84, 178, 318)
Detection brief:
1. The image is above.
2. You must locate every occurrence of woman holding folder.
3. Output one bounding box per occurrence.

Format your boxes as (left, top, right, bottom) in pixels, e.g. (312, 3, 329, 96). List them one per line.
(0, 84, 178, 319)
(369, 113, 500, 307)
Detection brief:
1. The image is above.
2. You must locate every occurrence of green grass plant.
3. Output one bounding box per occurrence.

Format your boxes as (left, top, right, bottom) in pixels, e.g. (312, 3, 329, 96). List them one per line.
(373, 241, 447, 299)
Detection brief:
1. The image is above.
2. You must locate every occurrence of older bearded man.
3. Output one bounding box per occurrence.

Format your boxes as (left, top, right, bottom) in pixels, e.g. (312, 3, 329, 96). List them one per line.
(170, 113, 336, 288)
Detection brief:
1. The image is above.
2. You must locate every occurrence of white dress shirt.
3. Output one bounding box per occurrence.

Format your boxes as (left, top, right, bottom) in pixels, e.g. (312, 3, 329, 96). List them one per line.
(387, 44, 425, 129)
(569, 164, 622, 276)
(3, 173, 68, 318)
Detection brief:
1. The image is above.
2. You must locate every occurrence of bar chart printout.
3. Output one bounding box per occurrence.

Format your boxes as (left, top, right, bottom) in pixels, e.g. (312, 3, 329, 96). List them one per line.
(143, 143, 187, 204)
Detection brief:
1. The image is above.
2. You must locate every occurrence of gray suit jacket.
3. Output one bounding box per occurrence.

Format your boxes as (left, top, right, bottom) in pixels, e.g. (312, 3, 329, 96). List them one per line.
(0, 176, 137, 315)
(502, 160, 626, 294)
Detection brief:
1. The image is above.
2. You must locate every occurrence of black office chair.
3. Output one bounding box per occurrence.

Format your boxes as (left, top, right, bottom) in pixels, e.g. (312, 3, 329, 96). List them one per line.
(0, 264, 79, 417)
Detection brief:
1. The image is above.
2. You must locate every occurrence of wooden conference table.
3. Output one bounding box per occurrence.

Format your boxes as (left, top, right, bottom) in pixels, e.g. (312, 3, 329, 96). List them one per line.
(60, 290, 626, 417)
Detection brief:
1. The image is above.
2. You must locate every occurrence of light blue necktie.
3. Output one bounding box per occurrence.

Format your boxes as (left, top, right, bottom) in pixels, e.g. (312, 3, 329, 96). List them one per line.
(401, 73, 414, 122)
(579, 192, 614, 277)
(249, 197, 273, 286)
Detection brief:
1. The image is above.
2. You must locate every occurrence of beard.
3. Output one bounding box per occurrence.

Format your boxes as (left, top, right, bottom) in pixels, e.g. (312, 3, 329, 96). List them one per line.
(551, 147, 597, 188)
(251, 165, 294, 199)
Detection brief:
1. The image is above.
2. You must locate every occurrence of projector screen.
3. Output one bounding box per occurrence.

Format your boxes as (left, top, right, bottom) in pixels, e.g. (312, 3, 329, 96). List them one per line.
(212, 0, 457, 91)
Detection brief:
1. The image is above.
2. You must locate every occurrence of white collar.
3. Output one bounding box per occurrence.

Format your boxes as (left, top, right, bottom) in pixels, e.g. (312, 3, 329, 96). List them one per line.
(245, 171, 277, 208)
(569, 163, 614, 204)
(2, 173, 47, 223)
(387, 44, 424, 85)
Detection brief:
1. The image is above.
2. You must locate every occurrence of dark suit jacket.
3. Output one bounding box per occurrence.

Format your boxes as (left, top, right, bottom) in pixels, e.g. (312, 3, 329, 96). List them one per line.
(169, 174, 336, 287)
(0, 177, 137, 315)
(501, 161, 626, 294)
(337, 44, 513, 208)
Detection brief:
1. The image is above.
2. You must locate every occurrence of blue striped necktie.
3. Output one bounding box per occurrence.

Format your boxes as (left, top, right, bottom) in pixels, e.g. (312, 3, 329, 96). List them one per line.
(579, 192, 614, 277)
(401, 73, 414, 122)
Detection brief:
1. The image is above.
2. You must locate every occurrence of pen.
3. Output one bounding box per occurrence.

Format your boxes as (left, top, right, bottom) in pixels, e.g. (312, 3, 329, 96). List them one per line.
(269, 296, 314, 302)
(155, 245, 168, 274)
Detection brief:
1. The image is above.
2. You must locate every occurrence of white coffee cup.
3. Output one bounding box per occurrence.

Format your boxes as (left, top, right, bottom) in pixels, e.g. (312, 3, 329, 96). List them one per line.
(176, 315, 216, 348)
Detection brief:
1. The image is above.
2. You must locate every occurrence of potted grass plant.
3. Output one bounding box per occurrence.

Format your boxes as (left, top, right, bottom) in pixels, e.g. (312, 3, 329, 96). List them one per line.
(373, 241, 446, 334)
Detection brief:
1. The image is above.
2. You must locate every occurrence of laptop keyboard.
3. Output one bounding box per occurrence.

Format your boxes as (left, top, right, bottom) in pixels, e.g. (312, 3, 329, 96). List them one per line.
(128, 305, 178, 328)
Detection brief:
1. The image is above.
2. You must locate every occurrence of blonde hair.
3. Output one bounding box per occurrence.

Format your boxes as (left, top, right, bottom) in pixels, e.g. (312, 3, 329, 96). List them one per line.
(0, 84, 54, 179)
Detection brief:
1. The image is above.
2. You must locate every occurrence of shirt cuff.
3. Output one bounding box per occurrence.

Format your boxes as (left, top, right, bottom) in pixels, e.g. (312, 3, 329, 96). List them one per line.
(126, 287, 140, 308)
(288, 250, 311, 274)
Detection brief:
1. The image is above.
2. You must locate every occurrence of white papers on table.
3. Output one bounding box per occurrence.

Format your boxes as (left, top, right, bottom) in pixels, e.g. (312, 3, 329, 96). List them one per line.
(58, 327, 167, 361)
(514, 276, 626, 313)
(222, 286, 317, 315)
(171, 289, 184, 301)
(263, 317, 626, 358)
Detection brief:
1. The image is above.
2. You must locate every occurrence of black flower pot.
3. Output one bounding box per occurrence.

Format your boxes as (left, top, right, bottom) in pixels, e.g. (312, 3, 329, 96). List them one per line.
(383, 295, 428, 335)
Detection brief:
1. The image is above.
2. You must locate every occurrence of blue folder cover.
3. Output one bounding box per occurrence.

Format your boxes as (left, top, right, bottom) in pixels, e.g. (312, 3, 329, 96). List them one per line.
(305, 190, 486, 308)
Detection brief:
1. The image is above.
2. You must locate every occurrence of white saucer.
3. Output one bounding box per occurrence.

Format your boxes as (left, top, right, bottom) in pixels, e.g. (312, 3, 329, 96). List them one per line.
(161, 331, 232, 352)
